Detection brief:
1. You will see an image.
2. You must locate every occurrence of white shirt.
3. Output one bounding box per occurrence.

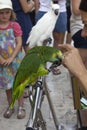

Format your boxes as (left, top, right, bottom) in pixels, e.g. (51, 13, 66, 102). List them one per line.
(39, 0, 51, 12)
(58, 0, 66, 12)
(70, 14, 84, 36)
(70, 0, 83, 36)
(39, 0, 66, 12)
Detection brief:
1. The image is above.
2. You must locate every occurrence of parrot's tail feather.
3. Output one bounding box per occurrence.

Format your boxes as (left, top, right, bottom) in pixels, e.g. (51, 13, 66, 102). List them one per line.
(9, 98, 16, 109)
(9, 77, 37, 109)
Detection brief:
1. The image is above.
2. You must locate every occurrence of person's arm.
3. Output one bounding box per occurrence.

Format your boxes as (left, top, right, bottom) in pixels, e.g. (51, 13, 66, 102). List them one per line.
(71, 0, 81, 15)
(34, 0, 39, 13)
(58, 44, 87, 94)
(0, 55, 6, 65)
(19, 0, 35, 13)
(11, 36, 22, 60)
(2, 22, 23, 66)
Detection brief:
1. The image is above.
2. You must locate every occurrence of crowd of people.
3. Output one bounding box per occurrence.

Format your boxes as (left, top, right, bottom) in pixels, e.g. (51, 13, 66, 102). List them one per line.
(0, 0, 87, 124)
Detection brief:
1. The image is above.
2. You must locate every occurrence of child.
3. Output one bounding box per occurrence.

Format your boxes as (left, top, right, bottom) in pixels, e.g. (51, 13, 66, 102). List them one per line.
(0, 0, 25, 119)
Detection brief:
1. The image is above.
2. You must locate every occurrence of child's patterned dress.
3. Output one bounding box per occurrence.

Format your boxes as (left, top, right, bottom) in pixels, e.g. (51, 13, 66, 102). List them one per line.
(0, 22, 23, 89)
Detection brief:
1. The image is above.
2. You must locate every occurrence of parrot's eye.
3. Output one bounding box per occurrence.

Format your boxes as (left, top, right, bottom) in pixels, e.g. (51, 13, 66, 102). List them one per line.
(54, 9, 59, 15)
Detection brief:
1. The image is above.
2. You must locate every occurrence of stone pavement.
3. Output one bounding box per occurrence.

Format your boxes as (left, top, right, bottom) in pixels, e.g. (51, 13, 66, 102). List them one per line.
(0, 65, 78, 130)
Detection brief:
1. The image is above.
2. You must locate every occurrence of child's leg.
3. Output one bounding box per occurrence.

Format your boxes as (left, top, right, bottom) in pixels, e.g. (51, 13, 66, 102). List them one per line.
(18, 95, 24, 107)
(17, 95, 26, 119)
(5, 89, 12, 105)
(3, 89, 14, 118)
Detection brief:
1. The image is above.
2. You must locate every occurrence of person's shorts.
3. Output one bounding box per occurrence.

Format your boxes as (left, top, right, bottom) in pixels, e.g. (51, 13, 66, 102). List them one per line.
(72, 29, 87, 48)
(35, 11, 67, 33)
(35, 11, 46, 23)
(54, 12, 67, 32)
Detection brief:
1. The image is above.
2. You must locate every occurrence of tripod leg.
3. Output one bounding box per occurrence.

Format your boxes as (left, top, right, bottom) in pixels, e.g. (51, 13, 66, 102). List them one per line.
(34, 109, 47, 130)
(26, 86, 41, 129)
(44, 78, 59, 130)
(26, 81, 47, 130)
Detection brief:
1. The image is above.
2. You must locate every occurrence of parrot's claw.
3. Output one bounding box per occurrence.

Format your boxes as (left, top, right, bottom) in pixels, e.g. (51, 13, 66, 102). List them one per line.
(48, 60, 62, 75)
(52, 67, 61, 75)
(45, 37, 52, 45)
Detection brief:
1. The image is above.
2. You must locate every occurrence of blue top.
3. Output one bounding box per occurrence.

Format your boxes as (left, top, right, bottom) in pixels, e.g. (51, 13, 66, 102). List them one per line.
(11, 0, 33, 46)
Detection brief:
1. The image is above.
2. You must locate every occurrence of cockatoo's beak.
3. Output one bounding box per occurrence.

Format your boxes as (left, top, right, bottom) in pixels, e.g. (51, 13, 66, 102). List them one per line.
(54, 9, 59, 15)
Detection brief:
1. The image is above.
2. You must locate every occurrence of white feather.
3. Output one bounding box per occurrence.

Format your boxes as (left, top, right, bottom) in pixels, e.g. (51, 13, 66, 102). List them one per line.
(26, 2, 60, 48)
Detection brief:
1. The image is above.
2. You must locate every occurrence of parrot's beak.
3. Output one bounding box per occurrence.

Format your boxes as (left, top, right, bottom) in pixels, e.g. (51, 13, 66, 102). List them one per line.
(57, 56, 62, 65)
(54, 9, 59, 15)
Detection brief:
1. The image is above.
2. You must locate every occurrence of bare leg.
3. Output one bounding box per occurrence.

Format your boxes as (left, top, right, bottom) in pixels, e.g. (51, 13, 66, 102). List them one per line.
(4, 89, 14, 118)
(66, 32, 72, 44)
(5, 89, 12, 106)
(17, 95, 26, 119)
(18, 95, 24, 107)
(53, 32, 65, 49)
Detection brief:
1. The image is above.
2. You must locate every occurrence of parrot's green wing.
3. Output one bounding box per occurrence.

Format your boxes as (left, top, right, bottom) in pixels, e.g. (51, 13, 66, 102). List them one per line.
(10, 63, 48, 109)
(13, 53, 41, 91)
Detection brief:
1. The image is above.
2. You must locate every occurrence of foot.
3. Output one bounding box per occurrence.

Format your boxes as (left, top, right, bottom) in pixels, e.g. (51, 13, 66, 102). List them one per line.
(3, 107, 15, 118)
(17, 106, 26, 119)
(23, 89, 29, 98)
(52, 67, 61, 75)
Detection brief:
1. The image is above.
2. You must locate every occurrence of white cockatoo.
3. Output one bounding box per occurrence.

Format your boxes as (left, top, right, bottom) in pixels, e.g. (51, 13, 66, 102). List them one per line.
(26, 1, 60, 48)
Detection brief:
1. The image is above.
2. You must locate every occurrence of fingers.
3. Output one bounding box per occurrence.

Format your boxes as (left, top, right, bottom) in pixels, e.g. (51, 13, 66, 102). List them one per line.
(62, 51, 69, 63)
(58, 44, 74, 52)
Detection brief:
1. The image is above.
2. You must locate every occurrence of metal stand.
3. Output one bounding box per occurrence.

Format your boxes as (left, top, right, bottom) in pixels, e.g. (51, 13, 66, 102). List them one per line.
(26, 75, 60, 130)
(26, 77, 47, 130)
(25, 61, 63, 130)
(44, 77, 59, 130)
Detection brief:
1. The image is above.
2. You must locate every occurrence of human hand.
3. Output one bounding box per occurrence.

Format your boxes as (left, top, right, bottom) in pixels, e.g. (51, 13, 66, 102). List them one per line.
(1, 57, 14, 66)
(58, 44, 86, 78)
(28, 0, 35, 12)
(0, 56, 6, 66)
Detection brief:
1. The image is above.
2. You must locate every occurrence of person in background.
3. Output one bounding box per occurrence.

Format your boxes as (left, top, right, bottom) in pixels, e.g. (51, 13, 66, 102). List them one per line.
(53, 0, 67, 74)
(29, 0, 35, 26)
(53, 0, 67, 47)
(70, 0, 87, 69)
(35, 0, 50, 22)
(0, 0, 25, 119)
(11, 0, 35, 53)
(59, 44, 87, 94)
(35, 0, 67, 75)
(35, 0, 67, 47)
(58, 0, 87, 95)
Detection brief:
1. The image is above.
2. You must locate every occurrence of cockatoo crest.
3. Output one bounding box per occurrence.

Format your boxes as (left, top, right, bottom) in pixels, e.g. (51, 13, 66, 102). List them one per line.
(26, 1, 60, 48)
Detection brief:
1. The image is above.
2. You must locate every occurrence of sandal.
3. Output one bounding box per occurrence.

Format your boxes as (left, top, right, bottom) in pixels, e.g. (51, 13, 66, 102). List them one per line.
(17, 106, 26, 119)
(23, 85, 29, 98)
(3, 107, 15, 118)
(23, 91, 29, 98)
(52, 66, 61, 75)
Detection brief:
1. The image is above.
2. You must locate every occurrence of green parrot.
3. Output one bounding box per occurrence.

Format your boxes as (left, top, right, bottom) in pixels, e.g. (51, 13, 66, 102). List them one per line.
(10, 46, 63, 109)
